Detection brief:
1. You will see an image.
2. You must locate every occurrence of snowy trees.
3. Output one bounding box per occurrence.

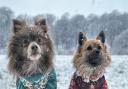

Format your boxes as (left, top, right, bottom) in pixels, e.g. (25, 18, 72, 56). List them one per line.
(53, 14, 71, 54)
(50, 11, 128, 55)
(53, 14, 87, 54)
(0, 7, 128, 55)
(112, 29, 128, 55)
(0, 7, 13, 48)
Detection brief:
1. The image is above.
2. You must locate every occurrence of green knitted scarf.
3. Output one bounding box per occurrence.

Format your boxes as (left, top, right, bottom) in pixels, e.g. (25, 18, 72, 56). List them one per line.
(16, 69, 57, 89)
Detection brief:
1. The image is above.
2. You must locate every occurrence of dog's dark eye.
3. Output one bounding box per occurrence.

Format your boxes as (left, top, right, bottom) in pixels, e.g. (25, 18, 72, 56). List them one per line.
(98, 45, 101, 50)
(37, 38, 44, 44)
(23, 39, 28, 44)
(87, 46, 92, 51)
(23, 39, 28, 46)
(37, 38, 42, 43)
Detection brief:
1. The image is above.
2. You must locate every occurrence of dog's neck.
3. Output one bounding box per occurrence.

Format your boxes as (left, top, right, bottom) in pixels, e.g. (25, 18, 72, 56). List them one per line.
(75, 69, 105, 82)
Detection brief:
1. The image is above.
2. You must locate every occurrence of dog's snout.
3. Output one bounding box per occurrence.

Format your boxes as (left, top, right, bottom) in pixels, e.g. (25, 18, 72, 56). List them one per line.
(94, 50, 100, 54)
(88, 50, 101, 66)
(31, 45, 38, 51)
(88, 58, 100, 66)
(92, 48, 100, 55)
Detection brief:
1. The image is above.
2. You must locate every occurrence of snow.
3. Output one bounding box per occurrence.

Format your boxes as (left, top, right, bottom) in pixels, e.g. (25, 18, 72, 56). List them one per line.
(0, 54, 128, 89)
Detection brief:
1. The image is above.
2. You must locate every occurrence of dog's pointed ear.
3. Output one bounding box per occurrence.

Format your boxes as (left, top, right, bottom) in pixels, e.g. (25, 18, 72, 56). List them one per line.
(78, 32, 87, 46)
(96, 30, 105, 43)
(35, 18, 47, 33)
(13, 19, 26, 34)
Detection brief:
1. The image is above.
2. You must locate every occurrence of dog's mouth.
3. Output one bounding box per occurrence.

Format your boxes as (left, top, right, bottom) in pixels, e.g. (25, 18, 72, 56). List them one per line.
(29, 53, 41, 61)
(87, 54, 101, 66)
(89, 61, 99, 66)
(31, 51, 39, 55)
(28, 51, 41, 61)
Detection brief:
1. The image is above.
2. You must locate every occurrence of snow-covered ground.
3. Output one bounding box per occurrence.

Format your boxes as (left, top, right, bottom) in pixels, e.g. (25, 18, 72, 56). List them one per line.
(0, 54, 128, 89)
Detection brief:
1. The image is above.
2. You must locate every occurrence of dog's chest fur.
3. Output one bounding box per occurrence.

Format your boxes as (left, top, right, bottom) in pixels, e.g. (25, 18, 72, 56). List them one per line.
(22, 60, 42, 75)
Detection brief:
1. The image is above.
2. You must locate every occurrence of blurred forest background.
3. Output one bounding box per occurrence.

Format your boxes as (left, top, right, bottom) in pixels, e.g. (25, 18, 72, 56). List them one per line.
(0, 6, 128, 55)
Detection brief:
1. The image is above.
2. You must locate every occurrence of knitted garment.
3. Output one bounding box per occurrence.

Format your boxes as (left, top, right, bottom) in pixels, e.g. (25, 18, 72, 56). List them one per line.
(69, 72, 108, 89)
(16, 69, 57, 89)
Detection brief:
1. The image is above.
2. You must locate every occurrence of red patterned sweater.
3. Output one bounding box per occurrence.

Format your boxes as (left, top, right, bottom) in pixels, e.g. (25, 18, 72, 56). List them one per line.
(69, 72, 108, 89)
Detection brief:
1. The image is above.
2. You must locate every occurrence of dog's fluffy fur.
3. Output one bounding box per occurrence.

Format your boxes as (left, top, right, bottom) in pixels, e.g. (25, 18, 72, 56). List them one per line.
(73, 31, 111, 77)
(8, 17, 54, 77)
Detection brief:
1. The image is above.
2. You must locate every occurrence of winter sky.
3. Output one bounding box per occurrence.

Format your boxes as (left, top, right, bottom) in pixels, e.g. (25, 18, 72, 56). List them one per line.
(0, 0, 127, 17)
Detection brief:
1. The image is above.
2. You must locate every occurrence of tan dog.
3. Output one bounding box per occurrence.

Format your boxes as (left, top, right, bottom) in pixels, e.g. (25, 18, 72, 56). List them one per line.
(69, 31, 111, 89)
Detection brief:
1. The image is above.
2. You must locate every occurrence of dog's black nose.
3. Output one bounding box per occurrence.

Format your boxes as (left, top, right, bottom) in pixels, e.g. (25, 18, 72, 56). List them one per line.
(31, 45, 38, 51)
(94, 49, 100, 54)
(96, 50, 100, 54)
